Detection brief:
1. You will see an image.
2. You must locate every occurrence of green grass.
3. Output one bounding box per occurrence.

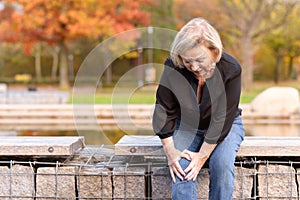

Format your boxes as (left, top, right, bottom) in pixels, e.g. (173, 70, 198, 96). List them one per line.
(71, 81, 300, 104)
(71, 87, 156, 104)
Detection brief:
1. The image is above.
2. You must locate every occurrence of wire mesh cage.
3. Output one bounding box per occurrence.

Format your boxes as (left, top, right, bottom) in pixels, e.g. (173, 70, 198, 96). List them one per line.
(0, 145, 299, 199)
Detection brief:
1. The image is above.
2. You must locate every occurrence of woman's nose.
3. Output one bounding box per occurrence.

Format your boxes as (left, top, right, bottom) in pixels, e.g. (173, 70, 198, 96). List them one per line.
(190, 63, 198, 71)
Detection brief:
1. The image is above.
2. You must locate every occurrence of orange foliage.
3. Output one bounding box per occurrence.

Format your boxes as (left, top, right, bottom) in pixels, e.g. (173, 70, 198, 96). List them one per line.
(173, 0, 221, 29)
(0, 3, 21, 42)
(0, 0, 151, 54)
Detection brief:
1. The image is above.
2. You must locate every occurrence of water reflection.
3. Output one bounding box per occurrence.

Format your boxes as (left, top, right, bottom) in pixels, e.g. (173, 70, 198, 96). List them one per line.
(245, 124, 300, 137)
(1, 124, 298, 145)
(15, 129, 156, 145)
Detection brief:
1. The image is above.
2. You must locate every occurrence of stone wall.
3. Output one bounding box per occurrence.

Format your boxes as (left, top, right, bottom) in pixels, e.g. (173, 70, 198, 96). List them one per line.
(0, 163, 299, 199)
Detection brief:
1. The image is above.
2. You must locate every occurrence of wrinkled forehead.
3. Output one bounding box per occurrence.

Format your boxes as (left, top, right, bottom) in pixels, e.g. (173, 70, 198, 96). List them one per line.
(181, 45, 209, 60)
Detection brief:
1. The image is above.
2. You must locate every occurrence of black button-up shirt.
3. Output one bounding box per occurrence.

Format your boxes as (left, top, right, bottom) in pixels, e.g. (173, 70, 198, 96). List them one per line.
(152, 52, 242, 144)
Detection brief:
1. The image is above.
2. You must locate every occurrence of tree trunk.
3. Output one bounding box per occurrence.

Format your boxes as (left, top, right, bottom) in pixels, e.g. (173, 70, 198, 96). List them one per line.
(35, 43, 42, 83)
(240, 35, 254, 92)
(51, 46, 59, 81)
(274, 55, 283, 84)
(104, 52, 112, 84)
(105, 67, 112, 84)
(59, 42, 69, 89)
(287, 55, 294, 79)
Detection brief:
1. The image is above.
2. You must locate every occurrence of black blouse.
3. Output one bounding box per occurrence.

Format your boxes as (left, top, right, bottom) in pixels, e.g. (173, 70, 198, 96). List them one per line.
(152, 52, 242, 144)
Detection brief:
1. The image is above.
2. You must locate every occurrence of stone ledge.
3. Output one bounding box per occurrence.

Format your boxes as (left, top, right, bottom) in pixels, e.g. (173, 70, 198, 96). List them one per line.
(115, 135, 300, 157)
(0, 136, 85, 156)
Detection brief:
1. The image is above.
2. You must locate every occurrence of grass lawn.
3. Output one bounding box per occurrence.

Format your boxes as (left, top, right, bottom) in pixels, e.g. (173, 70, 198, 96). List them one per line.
(71, 86, 156, 104)
(71, 81, 300, 104)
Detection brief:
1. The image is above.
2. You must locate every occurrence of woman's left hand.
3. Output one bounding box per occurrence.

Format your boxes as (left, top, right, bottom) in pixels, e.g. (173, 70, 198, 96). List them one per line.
(181, 149, 208, 181)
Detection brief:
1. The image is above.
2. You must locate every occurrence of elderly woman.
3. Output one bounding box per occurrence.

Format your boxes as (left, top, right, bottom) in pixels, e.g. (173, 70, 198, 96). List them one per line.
(152, 17, 245, 200)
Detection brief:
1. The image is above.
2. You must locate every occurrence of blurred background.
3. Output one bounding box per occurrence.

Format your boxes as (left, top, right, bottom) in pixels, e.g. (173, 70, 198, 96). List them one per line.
(0, 0, 300, 145)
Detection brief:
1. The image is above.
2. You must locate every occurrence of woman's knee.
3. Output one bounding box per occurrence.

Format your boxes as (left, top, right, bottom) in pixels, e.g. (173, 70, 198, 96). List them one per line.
(178, 158, 191, 171)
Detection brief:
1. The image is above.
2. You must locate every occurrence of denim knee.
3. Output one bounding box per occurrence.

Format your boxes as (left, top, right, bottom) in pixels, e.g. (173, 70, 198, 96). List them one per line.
(172, 158, 197, 200)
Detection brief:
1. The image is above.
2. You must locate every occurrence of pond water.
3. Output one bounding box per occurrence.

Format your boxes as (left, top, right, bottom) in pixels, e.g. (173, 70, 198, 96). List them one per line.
(6, 123, 300, 145)
(244, 124, 300, 137)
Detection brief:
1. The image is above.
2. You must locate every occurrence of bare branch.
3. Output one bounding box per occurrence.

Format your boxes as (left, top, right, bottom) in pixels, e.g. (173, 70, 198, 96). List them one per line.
(253, 1, 297, 38)
(219, 0, 246, 30)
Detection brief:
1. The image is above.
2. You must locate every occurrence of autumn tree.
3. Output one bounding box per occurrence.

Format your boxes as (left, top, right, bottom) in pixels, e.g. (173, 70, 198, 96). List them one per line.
(217, 0, 298, 91)
(265, 31, 287, 84)
(264, 4, 300, 83)
(173, 0, 299, 91)
(1, 0, 151, 89)
(173, 0, 212, 28)
(0, 2, 20, 42)
(281, 6, 300, 80)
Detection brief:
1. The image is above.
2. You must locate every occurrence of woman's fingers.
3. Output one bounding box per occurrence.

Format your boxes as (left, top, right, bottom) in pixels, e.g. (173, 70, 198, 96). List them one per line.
(169, 160, 186, 183)
(175, 162, 186, 177)
(185, 168, 197, 181)
(169, 167, 176, 183)
(172, 162, 185, 180)
(173, 167, 183, 181)
(184, 160, 195, 174)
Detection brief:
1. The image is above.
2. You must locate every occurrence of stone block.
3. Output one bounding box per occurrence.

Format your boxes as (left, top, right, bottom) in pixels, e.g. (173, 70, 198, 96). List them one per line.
(151, 166, 253, 199)
(11, 165, 35, 199)
(36, 167, 76, 200)
(196, 168, 210, 199)
(258, 164, 297, 199)
(0, 166, 10, 199)
(0, 165, 35, 199)
(151, 167, 210, 199)
(233, 167, 254, 199)
(152, 166, 172, 199)
(0, 136, 84, 156)
(13, 165, 35, 199)
(113, 166, 145, 199)
(297, 168, 300, 198)
(77, 167, 112, 199)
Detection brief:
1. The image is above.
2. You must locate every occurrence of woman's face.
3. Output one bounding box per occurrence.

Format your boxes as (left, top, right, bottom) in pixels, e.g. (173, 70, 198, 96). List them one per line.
(181, 45, 216, 79)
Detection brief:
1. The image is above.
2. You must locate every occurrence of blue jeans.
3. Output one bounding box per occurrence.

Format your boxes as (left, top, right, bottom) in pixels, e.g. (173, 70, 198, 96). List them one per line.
(172, 116, 245, 200)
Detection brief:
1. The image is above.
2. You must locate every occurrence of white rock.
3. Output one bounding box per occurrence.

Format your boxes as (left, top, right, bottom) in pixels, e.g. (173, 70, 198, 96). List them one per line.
(250, 87, 299, 115)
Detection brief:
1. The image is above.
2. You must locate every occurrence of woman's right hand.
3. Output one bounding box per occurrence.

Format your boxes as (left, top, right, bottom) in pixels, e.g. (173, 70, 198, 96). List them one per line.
(162, 137, 191, 183)
(168, 152, 192, 183)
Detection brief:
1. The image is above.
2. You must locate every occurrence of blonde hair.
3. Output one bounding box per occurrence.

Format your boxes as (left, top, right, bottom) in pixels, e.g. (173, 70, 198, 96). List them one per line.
(170, 18, 223, 68)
